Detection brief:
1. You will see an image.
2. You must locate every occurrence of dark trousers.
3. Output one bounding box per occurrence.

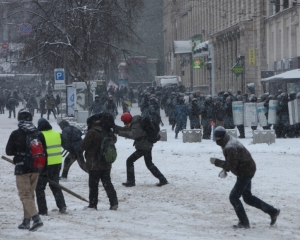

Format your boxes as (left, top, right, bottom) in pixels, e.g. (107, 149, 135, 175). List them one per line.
(229, 175, 277, 225)
(88, 170, 118, 208)
(56, 106, 60, 115)
(126, 149, 166, 183)
(36, 164, 66, 214)
(251, 126, 257, 131)
(61, 151, 87, 178)
(8, 108, 15, 118)
(47, 109, 56, 120)
(237, 125, 245, 137)
(202, 124, 212, 139)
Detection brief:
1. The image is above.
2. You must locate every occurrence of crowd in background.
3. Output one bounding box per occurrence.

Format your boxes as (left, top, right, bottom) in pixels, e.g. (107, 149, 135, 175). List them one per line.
(106, 84, 298, 140)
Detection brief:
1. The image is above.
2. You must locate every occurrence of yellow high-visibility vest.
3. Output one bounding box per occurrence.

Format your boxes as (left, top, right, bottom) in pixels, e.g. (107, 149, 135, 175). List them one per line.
(42, 130, 62, 165)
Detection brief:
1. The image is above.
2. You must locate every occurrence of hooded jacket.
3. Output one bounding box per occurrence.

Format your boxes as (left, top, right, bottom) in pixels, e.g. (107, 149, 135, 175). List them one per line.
(59, 120, 83, 154)
(117, 115, 153, 150)
(214, 133, 256, 177)
(37, 118, 62, 167)
(6, 121, 46, 175)
(81, 122, 116, 171)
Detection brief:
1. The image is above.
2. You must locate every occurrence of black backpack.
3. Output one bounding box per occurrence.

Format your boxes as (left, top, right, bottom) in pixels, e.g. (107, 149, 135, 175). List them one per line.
(139, 116, 161, 143)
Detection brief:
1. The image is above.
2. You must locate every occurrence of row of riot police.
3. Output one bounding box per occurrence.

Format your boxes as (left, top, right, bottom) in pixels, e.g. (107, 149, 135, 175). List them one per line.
(135, 84, 300, 139)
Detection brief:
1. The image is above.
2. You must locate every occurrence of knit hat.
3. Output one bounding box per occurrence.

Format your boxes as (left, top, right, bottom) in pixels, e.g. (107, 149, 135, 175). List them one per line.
(214, 126, 226, 139)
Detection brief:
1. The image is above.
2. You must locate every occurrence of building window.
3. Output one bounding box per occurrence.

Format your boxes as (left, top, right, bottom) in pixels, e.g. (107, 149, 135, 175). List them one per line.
(275, 0, 280, 13)
(283, 0, 289, 9)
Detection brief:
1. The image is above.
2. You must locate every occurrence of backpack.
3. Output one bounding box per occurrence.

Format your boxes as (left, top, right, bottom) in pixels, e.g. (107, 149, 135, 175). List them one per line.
(24, 132, 46, 172)
(139, 116, 161, 143)
(94, 129, 117, 164)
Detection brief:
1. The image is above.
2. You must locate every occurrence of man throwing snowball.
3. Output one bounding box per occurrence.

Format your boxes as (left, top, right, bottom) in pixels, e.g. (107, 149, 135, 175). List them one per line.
(210, 126, 280, 229)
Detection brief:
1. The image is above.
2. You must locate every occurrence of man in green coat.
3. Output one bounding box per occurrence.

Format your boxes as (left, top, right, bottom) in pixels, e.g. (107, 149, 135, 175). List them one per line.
(114, 112, 168, 187)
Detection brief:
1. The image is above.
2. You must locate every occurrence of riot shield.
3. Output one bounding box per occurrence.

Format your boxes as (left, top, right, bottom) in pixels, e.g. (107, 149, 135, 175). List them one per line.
(257, 102, 268, 127)
(267, 100, 279, 124)
(232, 101, 244, 125)
(244, 103, 258, 127)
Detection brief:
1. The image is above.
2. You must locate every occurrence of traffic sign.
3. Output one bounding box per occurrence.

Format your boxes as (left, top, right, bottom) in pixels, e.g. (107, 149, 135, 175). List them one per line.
(231, 62, 244, 77)
(54, 68, 65, 84)
(54, 84, 66, 90)
(19, 23, 33, 36)
(2, 42, 8, 50)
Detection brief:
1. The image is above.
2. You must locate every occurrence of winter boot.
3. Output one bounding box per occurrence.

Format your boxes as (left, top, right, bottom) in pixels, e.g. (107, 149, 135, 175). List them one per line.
(270, 209, 280, 226)
(122, 181, 135, 187)
(109, 205, 118, 210)
(233, 221, 250, 229)
(29, 214, 43, 232)
(156, 179, 169, 187)
(175, 133, 178, 139)
(18, 218, 31, 230)
(59, 206, 67, 214)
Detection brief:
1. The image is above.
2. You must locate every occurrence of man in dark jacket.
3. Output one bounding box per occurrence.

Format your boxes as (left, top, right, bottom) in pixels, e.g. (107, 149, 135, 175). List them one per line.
(210, 126, 280, 229)
(148, 96, 161, 126)
(103, 95, 118, 119)
(174, 97, 188, 139)
(6, 108, 44, 231)
(200, 95, 214, 139)
(223, 96, 235, 130)
(81, 113, 118, 210)
(36, 118, 67, 216)
(90, 95, 102, 115)
(189, 98, 200, 129)
(59, 120, 87, 179)
(114, 112, 168, 187)
(7, 96, 17, 118)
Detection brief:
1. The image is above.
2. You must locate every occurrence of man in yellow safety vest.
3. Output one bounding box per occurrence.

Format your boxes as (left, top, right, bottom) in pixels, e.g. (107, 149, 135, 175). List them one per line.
(35, 118, 67, 215)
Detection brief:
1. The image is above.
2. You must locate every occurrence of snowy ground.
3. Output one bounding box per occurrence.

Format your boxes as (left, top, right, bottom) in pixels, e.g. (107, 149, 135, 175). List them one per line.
(0, 104, 299, 240)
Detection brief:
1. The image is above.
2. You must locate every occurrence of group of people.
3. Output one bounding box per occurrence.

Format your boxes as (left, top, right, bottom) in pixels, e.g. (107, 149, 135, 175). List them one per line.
(5, 83, 287, 232)
(90, 89, 135, 118)
(5, 103, 169, 231)
(134, 85, 300, 140)
(0, 85, 61, 120)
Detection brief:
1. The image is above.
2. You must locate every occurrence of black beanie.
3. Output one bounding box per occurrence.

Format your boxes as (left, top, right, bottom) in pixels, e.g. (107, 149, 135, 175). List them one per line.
(214, 126, 226, 138)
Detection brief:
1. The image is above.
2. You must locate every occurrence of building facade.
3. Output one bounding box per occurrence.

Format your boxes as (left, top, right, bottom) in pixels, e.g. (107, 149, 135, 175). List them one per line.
(266, 1, 300, 75)
(163, 0, 300, 96)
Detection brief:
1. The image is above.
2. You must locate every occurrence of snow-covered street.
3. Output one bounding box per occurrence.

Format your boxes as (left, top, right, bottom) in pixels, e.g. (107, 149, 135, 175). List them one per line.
(0, 104, 299, 240)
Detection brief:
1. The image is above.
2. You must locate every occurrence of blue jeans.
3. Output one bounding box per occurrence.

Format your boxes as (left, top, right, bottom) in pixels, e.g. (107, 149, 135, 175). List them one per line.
(229, 175, 277, 224)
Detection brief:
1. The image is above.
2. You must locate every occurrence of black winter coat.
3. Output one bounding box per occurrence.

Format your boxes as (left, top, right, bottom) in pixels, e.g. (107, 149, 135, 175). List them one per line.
(6, 121, 46, 175)
(59, 120, 83, 154)
(214, 134, 256, 177)
(81, 123, 116, 171)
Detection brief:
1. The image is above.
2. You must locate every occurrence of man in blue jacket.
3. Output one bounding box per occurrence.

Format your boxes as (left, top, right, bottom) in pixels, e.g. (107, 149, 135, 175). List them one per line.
(59, 120, 87, 179)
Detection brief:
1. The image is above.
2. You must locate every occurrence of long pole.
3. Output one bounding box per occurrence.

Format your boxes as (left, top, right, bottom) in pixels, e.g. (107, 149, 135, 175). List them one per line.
(1, 155, 89, 203)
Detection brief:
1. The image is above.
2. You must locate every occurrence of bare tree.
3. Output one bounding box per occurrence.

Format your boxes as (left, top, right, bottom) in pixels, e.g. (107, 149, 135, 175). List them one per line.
(5, 0, 144, 104)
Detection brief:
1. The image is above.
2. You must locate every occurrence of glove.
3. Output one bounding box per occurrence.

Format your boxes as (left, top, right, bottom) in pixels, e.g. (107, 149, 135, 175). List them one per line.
(218, 169, 228, 178)
(210, 157, 217, 164)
